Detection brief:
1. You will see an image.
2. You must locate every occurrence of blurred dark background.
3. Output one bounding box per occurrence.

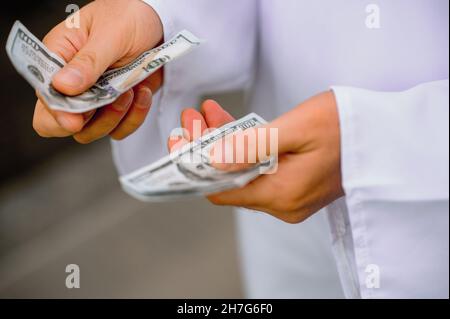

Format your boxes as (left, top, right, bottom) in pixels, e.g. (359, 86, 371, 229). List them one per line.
(0, 1, 90, 183)
(0, 1, 244, 298)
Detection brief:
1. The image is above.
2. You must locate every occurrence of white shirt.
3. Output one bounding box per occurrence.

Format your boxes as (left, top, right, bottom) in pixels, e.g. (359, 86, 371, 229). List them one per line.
(113, 0, 449, 298)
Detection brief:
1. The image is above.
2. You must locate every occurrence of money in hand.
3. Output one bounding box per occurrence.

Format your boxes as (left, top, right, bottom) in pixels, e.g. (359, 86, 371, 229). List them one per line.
(6, 21, 201, 113)
(120, 113, 275, 202)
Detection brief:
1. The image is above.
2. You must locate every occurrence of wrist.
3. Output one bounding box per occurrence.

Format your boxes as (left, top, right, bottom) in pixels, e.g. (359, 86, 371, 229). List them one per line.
(134, 0, 164, 48)
(295, 91, 344, 199)
(140, 0, 163, 39)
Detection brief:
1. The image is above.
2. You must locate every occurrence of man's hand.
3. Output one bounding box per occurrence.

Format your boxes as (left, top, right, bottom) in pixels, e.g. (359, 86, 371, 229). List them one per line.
(169, 93, 344, 224)
(33, 0, 163, 143)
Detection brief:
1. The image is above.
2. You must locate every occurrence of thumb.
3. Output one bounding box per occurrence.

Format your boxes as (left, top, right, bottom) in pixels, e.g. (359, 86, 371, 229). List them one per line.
(52, 37, 119, 96)
(209, 107, 311, 172)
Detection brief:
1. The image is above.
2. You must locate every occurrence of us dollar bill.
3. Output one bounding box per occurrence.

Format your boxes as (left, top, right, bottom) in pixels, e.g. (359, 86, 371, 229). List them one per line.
(6, 20, 201, 113)
(120, 113, 275, 202)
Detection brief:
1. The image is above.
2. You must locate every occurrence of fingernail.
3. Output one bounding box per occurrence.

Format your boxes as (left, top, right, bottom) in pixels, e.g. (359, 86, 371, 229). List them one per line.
(136, 88, 152, 109)
(113, 91, 133, 111)
(55, 66, 83, 88)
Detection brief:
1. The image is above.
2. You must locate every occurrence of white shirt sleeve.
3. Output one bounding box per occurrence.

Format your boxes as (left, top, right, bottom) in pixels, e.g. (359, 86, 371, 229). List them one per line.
(141, 0, 257, 94)
(112, 0, 257, 175)
(330, 80, 449, 298)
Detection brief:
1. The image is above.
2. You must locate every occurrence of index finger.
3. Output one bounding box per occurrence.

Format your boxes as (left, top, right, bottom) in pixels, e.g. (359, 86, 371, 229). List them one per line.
(207, 175, 271, 208)
(36, 92, 87, 133)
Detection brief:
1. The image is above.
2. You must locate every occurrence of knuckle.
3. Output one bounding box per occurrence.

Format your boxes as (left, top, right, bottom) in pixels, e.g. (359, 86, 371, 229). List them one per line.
(95, 117, 121, 132)
(124, 116, 144, 130)
(280, 213, 307, 224)
(119, 90, 134, 105)
(279, 206, 312, 224)
(277, 198, 300, 213)
(75, 50, 97, 68)
(73, 51, 97, 83)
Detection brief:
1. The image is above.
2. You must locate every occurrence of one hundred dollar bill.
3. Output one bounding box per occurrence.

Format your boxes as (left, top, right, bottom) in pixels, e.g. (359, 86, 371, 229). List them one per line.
(120, 113, 275, 202)
(6, 20, 201, 113)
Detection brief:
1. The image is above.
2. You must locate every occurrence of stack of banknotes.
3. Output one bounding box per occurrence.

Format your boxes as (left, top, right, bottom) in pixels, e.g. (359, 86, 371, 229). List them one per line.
(6, 21, 202, 113)
(120, 113, 275, 201)
(6, 21, 274, 201)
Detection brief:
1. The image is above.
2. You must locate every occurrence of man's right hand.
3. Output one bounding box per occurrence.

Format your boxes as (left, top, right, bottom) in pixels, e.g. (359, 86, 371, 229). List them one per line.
(33, 0, 163, 143)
